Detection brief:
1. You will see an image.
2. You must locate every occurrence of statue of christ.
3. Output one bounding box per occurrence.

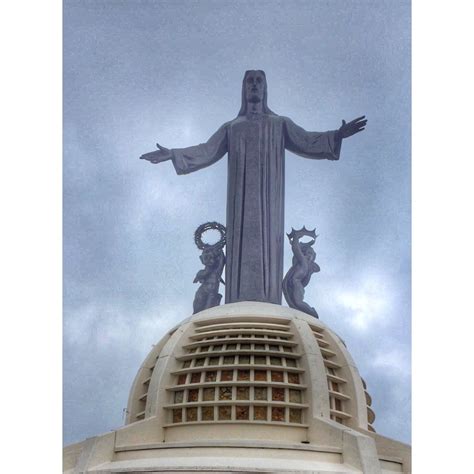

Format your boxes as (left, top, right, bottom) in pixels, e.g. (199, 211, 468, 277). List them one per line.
(140, 70, 366, 305)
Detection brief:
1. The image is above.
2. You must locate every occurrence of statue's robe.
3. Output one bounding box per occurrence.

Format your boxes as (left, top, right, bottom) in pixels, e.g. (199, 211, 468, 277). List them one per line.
(171, 114, 341, 304)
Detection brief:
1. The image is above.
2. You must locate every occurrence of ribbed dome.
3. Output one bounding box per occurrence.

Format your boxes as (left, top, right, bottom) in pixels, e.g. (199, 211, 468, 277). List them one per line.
(126, 302, 376, 441)
(65, 302, 411, 473)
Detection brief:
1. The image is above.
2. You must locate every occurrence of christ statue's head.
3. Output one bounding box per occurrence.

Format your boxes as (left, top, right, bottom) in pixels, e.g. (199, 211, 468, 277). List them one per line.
(238, 70, 276, 116)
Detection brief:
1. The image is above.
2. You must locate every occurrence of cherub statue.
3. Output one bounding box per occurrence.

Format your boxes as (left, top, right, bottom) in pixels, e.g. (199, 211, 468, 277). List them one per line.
(282, 227, 320, 318)
(193, 222, 226, 314)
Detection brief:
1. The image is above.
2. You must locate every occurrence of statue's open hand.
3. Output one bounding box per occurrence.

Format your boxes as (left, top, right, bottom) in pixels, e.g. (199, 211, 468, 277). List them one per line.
(139, 143, 172, 164)
(338, 116, 367, 139)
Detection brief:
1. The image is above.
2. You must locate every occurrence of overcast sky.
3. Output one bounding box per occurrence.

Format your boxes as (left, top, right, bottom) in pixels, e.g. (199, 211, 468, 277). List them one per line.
(63, 0, 411, 446)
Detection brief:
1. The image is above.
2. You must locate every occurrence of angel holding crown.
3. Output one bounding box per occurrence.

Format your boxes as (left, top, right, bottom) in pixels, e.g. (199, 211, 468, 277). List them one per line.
(282, 228, 320, 318)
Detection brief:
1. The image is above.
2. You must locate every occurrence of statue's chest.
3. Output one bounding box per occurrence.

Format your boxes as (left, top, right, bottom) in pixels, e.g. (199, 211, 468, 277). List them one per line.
(229, 117, 282, 145)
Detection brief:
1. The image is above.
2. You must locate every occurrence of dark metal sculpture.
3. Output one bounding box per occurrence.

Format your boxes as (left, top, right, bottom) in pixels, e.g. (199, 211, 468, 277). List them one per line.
(282, 227, 320, 318)
(141, 70, 366, 305)
(192, 222, 226, 314)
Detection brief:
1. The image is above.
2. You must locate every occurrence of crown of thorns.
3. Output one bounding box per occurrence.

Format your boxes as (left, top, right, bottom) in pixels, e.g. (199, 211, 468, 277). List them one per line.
(194, 222, 226, 250)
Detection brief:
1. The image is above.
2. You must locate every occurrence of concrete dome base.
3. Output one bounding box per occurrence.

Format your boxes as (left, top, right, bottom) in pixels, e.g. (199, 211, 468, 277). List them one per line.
(64, 302, 410, 473)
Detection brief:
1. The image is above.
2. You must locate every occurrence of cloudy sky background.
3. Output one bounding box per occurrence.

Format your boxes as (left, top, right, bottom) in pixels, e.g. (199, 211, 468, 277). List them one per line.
(64, 0, 411, 445)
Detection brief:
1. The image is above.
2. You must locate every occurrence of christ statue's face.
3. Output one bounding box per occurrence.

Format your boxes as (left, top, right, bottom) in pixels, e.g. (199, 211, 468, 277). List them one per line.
(245, 70, 265, 103)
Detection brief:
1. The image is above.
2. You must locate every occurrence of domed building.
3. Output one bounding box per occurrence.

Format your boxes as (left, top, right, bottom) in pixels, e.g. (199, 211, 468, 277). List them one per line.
(63, 302, 411, 473)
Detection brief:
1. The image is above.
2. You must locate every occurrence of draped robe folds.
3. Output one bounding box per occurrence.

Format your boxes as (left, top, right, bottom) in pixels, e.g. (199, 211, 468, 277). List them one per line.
(171, 114, 341, 305)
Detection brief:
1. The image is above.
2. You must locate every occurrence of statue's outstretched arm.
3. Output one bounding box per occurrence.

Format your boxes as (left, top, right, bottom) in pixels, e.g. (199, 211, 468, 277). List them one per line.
(283, 115, 366, 161)
(290, 237, 305, 265)
(140, 123, 229, 175)
(284, 117, 341, 161)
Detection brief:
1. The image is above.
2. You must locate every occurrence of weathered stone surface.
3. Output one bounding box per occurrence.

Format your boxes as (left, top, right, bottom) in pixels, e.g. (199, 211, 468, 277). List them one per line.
(64, 303, 410, 473)
(141, 72, 366, 305)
